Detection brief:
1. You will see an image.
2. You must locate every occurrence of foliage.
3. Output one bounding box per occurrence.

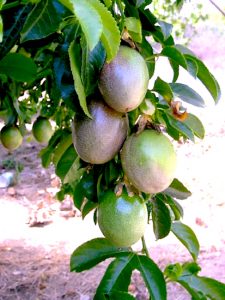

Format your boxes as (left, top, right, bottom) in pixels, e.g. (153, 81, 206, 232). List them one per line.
(0, 0, 224, 299)
(152, 0, 208, 44)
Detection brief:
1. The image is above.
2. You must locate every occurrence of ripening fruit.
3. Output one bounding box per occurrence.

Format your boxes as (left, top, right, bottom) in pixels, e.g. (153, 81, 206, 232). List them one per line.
(121, 130, 177, 194)
(99, 46, 149, 113)
(32, 117, 53, 144)
(98, 189, 148, 247)
(72, 99, 128, 164)
(0, 125, 23, 151)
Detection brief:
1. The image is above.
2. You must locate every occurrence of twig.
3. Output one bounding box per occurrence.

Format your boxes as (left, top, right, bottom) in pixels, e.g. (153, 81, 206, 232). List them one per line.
(208, 0, 225, 17)
(141, 236, 150, 258)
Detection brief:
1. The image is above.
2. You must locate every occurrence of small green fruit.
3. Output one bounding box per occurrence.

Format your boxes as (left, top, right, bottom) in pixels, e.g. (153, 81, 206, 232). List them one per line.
(32, 117, 53, 144)
(98, 189, 147, 247)
(0, 125, 23, 151)
(99, 46, 149, 113)
(121, 130, 177, 194)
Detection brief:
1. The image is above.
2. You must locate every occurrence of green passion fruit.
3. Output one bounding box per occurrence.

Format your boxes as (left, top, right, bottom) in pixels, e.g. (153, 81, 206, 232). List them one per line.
(72, 99, 128, 164)
(99, 46, 149, 113)
(98, 189, 148, 247)
(32, 117, 53, 144)
(121, 130, 177, 194)
(0, 125, 23, 151)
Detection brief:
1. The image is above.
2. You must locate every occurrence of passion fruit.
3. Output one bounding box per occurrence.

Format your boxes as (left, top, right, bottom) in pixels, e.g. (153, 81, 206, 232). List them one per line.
(72, 99, 128, 164)
(32, 117, 53, 144)
(98, 189, 147, 247)
(0, 125, 23, 151)
(99, 46, 149, 113)
(121, 130, 177, 194)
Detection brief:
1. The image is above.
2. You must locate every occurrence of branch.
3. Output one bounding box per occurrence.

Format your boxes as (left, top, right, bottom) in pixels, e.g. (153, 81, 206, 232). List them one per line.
(208, 0, 225, 17)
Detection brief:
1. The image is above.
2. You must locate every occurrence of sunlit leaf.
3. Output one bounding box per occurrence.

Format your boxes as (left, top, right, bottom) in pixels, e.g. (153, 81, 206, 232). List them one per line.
(125, 17, 142, 43)
(88, 0, 120, 61)
(71, 0, 103, 51)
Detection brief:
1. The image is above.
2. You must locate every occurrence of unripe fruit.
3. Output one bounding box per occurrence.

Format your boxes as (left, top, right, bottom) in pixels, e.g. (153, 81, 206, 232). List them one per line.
(72, 99, 128, 164)
(98, 190, 148, 247)
(32, 117, 53, 144)
(0, 125, 23, 151)
(121, 130, 177, 194)
(99, 46, 149, 113)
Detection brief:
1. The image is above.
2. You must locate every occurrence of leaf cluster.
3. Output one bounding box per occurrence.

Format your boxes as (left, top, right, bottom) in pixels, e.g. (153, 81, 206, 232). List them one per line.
(0, 1, 224, 299)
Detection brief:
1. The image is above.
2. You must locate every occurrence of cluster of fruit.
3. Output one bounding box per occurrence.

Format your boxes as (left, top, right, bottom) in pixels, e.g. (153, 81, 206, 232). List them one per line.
(0, 117, 53, 151)
(72, 46, 177, 247)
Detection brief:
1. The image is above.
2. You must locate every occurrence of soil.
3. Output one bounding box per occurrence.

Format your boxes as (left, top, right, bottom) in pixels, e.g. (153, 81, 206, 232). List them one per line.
(1, 22, 225, 300)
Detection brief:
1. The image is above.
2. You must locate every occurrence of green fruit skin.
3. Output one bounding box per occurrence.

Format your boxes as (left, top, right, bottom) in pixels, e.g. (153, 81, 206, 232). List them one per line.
(72, 99, 128, 164)
(99, 46, 149, 113)
(0, 126, 23, 151)
(98, 190, 148, 247)
(32, 118, 53, 144)
(121, 130, 177, 194)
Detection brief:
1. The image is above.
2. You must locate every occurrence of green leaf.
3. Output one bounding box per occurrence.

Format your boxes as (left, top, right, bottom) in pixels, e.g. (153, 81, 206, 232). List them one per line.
(58, 0, 73, 11)
(102, 0, 112, 8)
(125, 17, 142, 43)
(69, 41, 91, 117)
(160, 194, 183, 220)
(71, 0, 103, 51)
(152, 195, 171, 239)
(73, 171, 96, 210)
(164, 263, 183, 281)
(0, 16, 3, 43)
(136, 0, 152, 8)
(171, 222, 200, 260)
(185, 54, 221, 103)
(139, 35, 155, 79)
(70, 238, 130, 272)
(170, 83, 205, 107)
(161, 46, 187, 69)
(88, 0, 120, 62)
(20, 0, 67, 42)
(177, 273, 225, 300)
(55, 144, 81, 182)
(81, 39, 106, 96)
(164, 113, 195, 142)
(39, 129, 65, 168)
(52, 132, 73, 167)
(0, 53, 37, 82)
(158, 20, 173, 40)
(184, 113, 205, 139)
(0, 4, 32, 60)
(186, 57, 199, 78)
(82, 201, 98, 219)
(94, 254, 134, 299)
(165, 178, 192, 200)
(169, 59, 179, 82)
(135, 255, 167, 300)
(153, 77, 173, 101)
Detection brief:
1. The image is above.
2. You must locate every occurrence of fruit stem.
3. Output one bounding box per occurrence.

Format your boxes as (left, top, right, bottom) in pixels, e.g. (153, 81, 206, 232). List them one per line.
(141, 236, 150, 258)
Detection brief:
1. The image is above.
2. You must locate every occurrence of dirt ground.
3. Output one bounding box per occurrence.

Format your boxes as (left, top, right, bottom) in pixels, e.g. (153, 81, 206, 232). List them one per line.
(1, 21, 225, 300)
